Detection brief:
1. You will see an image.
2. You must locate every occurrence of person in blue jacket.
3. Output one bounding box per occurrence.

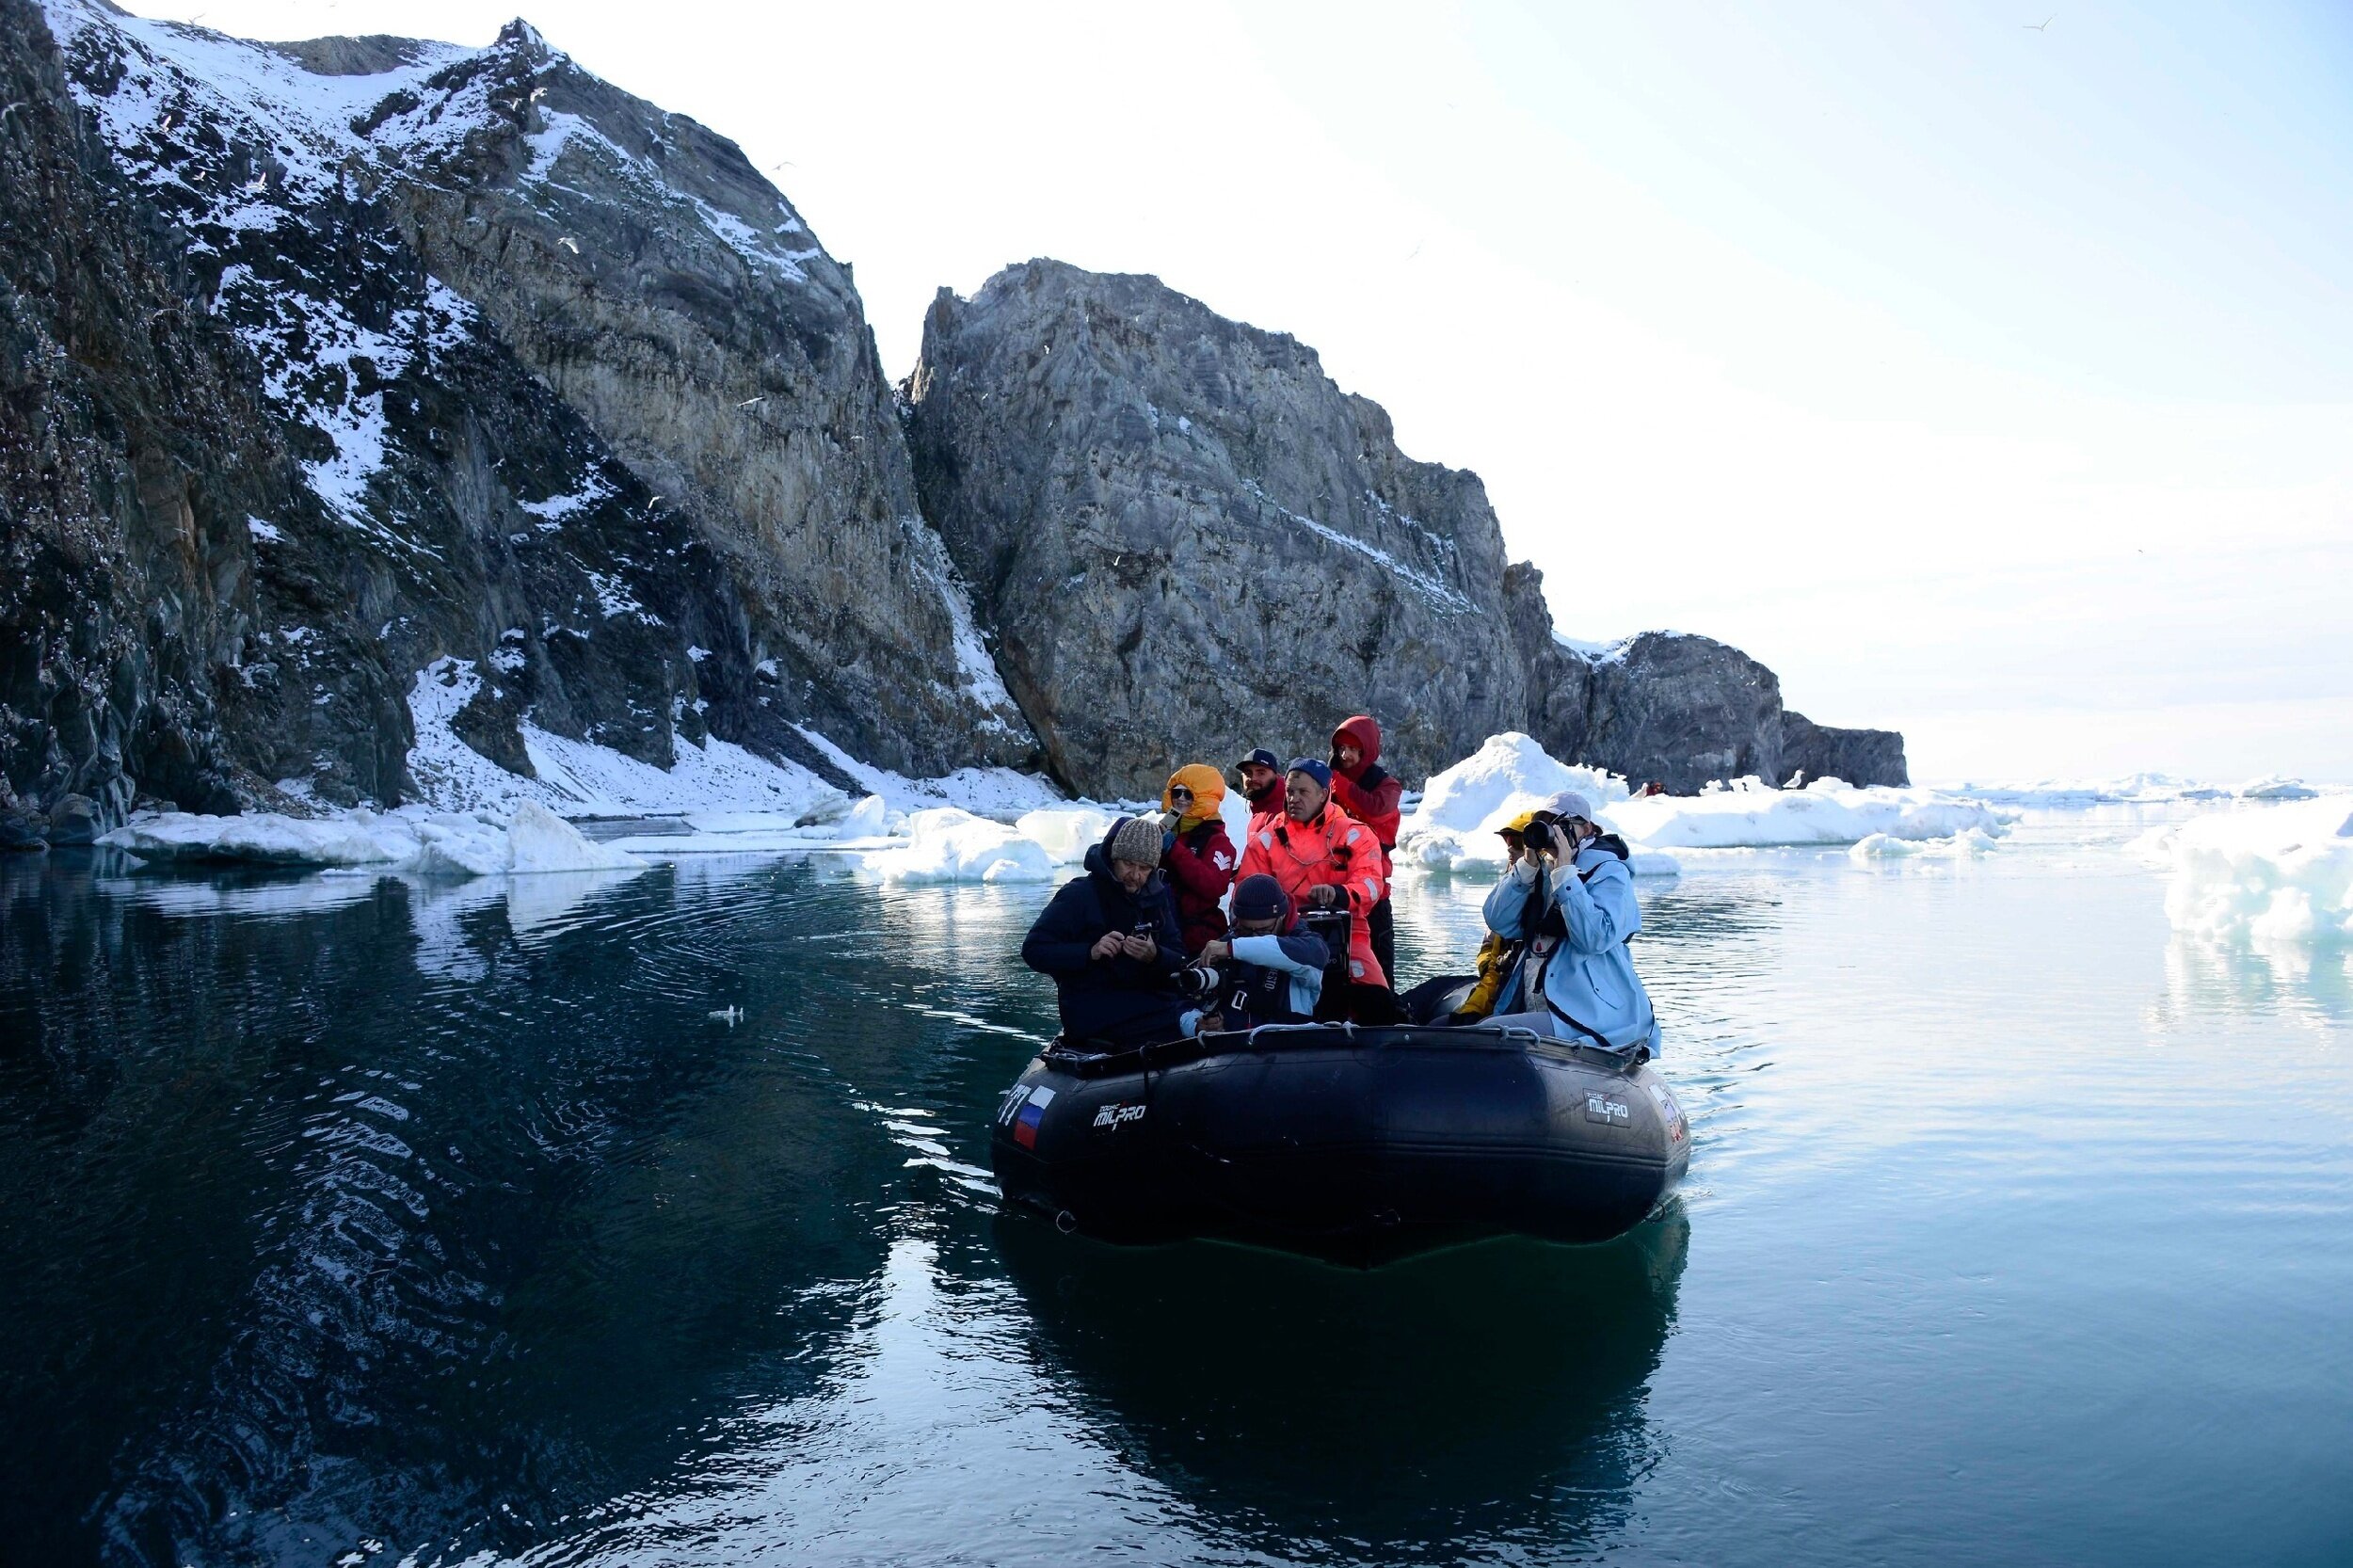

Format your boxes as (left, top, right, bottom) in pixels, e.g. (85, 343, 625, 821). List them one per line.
(1478, 791, 1658, 1054)
(1189, 873, 1330, 1032)
(1022, 815, 1191, 1047)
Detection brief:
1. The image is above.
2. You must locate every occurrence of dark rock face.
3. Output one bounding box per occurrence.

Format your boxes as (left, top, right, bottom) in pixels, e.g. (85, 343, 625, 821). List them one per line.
(2, 0, 392, 823)
(1548, 631, 1908, 793)
(7, 3, 1902, 818)
(2, 0, 1029, 828)
(911, 263, 1906, 796)
(907, 260, 1529, 797)
(1782, 712, 1909, 791)
(367, 22, 1031, 773)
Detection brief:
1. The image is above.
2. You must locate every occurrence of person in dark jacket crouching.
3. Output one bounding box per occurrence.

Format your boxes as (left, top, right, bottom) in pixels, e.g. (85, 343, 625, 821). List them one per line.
(1188, 873, 1330, 1033)
(1022, 815, 1191, 1047)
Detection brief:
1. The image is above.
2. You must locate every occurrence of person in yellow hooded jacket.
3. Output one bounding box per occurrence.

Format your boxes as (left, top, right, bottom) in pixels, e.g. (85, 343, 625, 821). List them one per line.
(1159, 763, 1239, 955)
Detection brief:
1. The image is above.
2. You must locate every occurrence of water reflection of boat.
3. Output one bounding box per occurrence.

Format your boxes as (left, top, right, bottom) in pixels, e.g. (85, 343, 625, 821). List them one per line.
(997, 1210, 1689, 1561)
(992, 1026, 1689, 1263)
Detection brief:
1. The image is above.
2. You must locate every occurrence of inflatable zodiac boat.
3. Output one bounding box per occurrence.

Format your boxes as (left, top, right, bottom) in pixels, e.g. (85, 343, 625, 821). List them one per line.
(989, 1023, 1689, 1263)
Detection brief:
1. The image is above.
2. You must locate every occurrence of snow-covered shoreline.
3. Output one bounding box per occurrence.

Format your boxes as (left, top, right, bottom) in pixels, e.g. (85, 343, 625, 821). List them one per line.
(93, 718, 2348, 950)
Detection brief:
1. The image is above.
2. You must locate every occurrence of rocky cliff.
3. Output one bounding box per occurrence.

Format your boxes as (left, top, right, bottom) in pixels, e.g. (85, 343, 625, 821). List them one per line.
(905, 260, 1531, 795)
(909, 261, 1906, 798)
(2, 0, 1030, 832)
(3, 5, 1903, 831)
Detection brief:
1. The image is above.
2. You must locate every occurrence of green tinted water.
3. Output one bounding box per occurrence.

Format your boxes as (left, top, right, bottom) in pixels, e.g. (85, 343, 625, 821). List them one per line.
(2, 811, 2347, 1565)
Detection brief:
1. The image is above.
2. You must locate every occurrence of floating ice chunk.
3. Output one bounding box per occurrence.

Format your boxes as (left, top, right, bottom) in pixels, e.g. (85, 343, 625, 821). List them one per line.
(832, 794, 890, 840)
(1609, 776, 2008, 849)
(100, 808, 411, 867)
(99, 801, 641, 877)
(1849, 827, 2002, 862)
(1400, 733, 1630, 851)
(2161, 798, 2353, 946)
(1943, 772, 2231, 806)
(866, 808, 1054, 884)
(1016, 806, 1123, 865)
(504, 802, 643, 873)
(2239, 776, 2320, 802)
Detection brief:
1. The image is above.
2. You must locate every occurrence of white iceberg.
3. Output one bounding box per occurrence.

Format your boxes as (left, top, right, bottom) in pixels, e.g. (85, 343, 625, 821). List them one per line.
(865, 808, 1055, 884)
(1397, 734, 1997, 867)
(1940, 772, 2231, 807)
(1849, 827, 2002, 862)
(2159, 798, 2353, 945)
(1015, 805, 1124, 865)
(2238, 776, 2320, 802)
(1397, 734, 1649, 874)
(1609, 776, 2008, 849)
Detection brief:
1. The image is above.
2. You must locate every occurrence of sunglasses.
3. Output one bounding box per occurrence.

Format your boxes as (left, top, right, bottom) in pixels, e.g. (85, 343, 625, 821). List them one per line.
(1170, 786, 1194, 799)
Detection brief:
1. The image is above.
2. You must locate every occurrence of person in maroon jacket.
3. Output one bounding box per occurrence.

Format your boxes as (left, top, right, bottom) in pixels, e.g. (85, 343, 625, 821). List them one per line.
(1158, 763, 1239, 955)
(1329, 714, 1403, 982)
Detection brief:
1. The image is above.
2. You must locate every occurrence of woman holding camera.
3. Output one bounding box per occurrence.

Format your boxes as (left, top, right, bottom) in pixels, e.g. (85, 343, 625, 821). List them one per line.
(1478, 791, 1658, 1054)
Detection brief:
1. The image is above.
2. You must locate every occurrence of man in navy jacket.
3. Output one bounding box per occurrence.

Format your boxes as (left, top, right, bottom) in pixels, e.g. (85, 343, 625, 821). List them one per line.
(1022, 816, 1190, 1047)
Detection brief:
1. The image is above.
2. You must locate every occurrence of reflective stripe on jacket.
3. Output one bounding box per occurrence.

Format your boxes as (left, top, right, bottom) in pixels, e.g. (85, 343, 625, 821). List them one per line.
(1235, 805, 1389, 989)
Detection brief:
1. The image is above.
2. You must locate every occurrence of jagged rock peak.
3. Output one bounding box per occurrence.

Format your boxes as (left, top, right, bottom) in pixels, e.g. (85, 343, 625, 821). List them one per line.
(911, 259, 1905, 795)
(909, 258, 1533, 797)
(3, 0, 1034, 825)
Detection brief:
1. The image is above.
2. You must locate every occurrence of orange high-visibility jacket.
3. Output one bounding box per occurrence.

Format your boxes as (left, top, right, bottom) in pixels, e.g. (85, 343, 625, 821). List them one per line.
(1235, 804, 1390, 989)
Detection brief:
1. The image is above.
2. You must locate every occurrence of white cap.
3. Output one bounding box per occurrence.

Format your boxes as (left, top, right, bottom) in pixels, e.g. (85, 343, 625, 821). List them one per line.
(1542, 791, 1595, 823)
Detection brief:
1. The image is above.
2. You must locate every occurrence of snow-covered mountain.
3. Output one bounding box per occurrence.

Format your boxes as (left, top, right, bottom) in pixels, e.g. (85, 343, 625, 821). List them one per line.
(5, 0, 1028, 824)
(0, 0, 1904, 830)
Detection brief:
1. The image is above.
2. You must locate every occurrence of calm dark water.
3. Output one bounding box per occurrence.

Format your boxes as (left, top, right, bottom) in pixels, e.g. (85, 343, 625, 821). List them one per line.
(3, 814, 2349, 1566)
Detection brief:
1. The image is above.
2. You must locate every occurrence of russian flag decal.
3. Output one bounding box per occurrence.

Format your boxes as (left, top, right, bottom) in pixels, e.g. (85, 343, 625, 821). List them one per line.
(1013, 1085, 1053, 1149)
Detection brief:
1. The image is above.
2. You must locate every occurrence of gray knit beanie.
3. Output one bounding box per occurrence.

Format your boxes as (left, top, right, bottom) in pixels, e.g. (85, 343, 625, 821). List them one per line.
(1109, 815, 1163, 866)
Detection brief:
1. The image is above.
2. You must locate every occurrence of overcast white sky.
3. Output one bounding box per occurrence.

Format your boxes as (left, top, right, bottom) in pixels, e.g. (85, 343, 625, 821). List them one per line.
(121, 0, 2353, 783)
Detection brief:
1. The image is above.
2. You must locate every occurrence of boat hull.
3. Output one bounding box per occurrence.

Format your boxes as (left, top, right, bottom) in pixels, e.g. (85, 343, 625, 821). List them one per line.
(990, 1025, 1689, 1263)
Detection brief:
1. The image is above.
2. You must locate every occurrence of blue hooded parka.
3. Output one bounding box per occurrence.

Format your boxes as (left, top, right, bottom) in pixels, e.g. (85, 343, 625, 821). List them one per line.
(1481, 838, 1657, 1052)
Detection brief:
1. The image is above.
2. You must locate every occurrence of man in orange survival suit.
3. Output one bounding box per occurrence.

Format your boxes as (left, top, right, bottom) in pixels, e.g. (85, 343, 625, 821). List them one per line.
(1236, 758, 1391, 1002)
(1328, 714, 1402, 983)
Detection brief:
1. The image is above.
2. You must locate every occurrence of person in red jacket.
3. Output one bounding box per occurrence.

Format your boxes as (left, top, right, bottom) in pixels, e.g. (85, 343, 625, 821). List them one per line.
(1329, 714, 1403, 983)
(1159, 762, 1238, 955)
(1236, 759, 1391, 999)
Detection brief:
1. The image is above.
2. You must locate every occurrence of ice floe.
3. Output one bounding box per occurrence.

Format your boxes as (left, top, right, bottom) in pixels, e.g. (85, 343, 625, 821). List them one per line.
(1015, 806, 1126, 865)
(1609, 777, 2008, 850)
(2153, 798, 2353, 946)
(1396, 733, 2000, 870)
(100, 801, 643, 877)
(1849, 827, 2003, 862)
(864, 808, 1055, 884)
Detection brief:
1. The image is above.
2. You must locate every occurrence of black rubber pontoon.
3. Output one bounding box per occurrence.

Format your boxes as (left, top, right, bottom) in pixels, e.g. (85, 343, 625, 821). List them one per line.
(989, 1023, 1689, 1263)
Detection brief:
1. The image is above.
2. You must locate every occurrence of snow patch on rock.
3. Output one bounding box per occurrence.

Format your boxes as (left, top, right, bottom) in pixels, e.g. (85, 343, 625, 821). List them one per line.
(792, 726, 1062, 820)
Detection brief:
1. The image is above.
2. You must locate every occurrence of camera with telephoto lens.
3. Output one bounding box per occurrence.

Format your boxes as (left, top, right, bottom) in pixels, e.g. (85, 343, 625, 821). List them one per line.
(1176, 965, 1225, 1000)
(1523, 809, 1560, 843)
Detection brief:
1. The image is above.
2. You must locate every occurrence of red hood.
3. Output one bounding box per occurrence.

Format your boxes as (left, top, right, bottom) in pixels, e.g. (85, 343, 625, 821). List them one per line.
(1332, 714, 1383, 771)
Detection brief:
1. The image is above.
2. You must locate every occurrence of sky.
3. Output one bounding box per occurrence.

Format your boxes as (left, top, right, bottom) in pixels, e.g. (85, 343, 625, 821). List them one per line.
(113, 0, 2353, 784)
